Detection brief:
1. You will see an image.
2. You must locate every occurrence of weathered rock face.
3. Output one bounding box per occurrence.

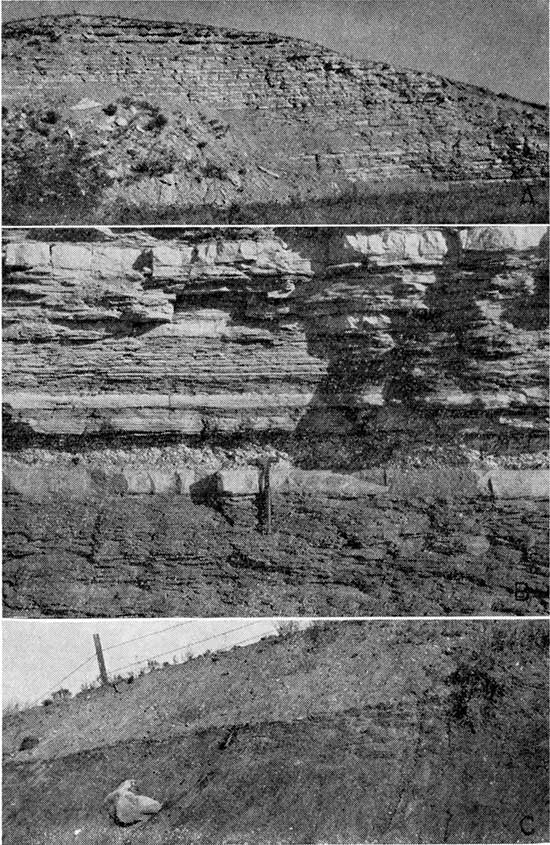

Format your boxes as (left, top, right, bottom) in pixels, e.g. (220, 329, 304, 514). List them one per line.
(3, 226, 548, 617)
(2, 14, 548, 221)
(3, 225, 548, 441)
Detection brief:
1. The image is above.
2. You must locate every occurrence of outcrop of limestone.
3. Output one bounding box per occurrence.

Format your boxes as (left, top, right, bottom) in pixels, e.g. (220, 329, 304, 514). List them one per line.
(3, 225, 548, 440)
(2, 226, 548, 617)
(2, 14, 548, 222)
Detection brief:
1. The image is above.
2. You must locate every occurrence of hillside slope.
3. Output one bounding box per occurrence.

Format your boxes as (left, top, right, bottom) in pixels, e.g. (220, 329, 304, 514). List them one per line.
(3, 621, 549, 844)
(2, 14, 548, 223)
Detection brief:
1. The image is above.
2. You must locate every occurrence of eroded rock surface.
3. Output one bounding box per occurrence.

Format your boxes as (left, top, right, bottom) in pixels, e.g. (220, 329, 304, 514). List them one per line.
(2, 226, 548, 616)
(3, 623, 548, 843)
(3, 226, 548, 437)
(2, 14, 548, 221)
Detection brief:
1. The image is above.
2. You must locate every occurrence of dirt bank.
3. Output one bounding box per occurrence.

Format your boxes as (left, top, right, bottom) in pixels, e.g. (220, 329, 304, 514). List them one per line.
(3, 621, 548, 844)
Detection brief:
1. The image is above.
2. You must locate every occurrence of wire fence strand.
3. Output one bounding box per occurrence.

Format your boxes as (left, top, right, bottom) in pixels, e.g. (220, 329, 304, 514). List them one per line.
(109, 621, 269, 674)
(32, 654, 96, 706)
(101, 620, 195, 653)
(30, 621, 273, 706)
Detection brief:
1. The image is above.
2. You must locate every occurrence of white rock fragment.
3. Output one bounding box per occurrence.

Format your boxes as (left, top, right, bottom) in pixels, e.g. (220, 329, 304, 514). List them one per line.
(104, 780, 162, 826)
(70, 97, 103, 110)
(4, 241, 51, 269)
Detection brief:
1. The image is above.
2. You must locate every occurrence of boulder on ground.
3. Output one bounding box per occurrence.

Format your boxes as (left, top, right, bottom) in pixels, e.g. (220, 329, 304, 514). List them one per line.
(3, 466, 93, 500)
(104, 779, 162, 826)
(459, 225, 546, 252)
(216, 467, 260, 496)
(484, 469, 548, 499)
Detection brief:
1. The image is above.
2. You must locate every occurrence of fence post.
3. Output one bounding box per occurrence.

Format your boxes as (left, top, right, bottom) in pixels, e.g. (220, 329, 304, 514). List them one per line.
(257, 458, 275, 534)
(93, 633, 109, 686)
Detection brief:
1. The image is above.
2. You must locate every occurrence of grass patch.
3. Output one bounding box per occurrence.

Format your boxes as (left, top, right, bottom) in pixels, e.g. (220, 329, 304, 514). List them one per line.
(99, 179, 549, 225)
(2, 177, 547, 225)
(2, 130, 113, 226)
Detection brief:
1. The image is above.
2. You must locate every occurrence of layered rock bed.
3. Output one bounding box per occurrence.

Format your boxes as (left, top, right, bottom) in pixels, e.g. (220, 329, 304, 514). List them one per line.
(3, 226, 548, 616)
(2, 14, 548, 222)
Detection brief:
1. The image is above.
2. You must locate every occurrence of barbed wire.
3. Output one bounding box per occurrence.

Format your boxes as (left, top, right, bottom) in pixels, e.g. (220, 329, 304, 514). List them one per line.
(109, 620, 269, 674)
(101, 620, 195, 653)
(29, 620, 272, 706)
(30, 621, 196, 703)
(31, 654, 96, 706)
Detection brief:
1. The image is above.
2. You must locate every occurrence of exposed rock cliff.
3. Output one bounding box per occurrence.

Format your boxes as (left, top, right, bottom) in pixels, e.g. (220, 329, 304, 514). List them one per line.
(3, 226, 548, 617)
(2, 14, 548, 221)
(3, 225, 548, 441)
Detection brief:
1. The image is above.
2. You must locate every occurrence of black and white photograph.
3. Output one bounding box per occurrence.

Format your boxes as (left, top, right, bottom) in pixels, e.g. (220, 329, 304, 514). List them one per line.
(2, 0, 548, 224)
(2, 224, 548, 618)
(3, 618, 549, 844)
(1, 3, 549, 845)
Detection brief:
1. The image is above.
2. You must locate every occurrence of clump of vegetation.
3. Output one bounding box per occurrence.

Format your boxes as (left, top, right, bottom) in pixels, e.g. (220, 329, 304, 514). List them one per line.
(275, 620, 300, 638)
(130, 148, 179, 177)
(3, 107, 113, 225)
(40, 687, 73, 707)
(42, 109, 59, 125)
(146, 112, 169, 131)
(19, 735, 39, 751)
(304, 620, 337, 647)
(51, 688, 71, 701)
(3, 699, 27, 717)
(202, 160, 228, 180)
(112, 672, 134, 686)
(448, 652, 506, 730)
(116, 97, 169, 132)
(79, 677, 101, 695)
(141, 659, 161, 675)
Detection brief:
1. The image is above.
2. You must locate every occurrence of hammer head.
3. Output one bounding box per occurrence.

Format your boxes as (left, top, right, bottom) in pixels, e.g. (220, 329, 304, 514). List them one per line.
(254, 456, 278, 469)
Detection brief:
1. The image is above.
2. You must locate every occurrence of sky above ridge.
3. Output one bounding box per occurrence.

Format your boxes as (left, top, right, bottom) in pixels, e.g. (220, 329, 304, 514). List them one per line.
(2, 619, 301, 705)
(2, 0, 548, 104)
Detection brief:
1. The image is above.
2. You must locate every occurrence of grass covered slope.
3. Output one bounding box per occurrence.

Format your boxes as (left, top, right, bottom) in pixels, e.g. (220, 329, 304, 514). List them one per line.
(3, 621, 549, 844)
